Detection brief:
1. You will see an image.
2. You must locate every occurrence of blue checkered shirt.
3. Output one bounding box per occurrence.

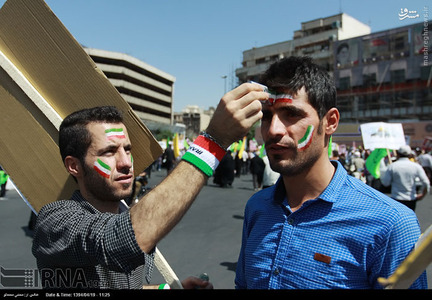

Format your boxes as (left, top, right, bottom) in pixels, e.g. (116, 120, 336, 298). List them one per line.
(235, 161, 427, 289)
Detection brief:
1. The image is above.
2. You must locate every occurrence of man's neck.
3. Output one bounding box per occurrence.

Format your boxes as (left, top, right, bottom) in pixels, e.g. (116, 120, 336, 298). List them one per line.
(282, 158, 336, 212)
(80, 189, 121, 214)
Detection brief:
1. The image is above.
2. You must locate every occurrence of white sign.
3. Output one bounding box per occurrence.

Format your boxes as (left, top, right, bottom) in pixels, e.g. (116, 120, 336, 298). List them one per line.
(360, 122, 406, 150)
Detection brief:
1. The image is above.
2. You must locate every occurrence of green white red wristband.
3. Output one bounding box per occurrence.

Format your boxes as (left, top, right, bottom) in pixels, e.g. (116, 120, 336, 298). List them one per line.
(182, 134, 226, 177)
(158, 283, 170, 289)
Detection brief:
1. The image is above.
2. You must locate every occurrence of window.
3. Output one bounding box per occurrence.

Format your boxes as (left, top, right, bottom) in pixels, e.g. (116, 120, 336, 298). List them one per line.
(339, 77, 351, 90)
(363, 73, 377, 87)
(421, 66, 432, 81)
(390, 69, 405, 84)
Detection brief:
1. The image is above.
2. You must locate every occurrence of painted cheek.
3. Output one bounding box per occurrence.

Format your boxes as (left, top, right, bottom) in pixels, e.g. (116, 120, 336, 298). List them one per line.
(297, 125, 315, 151)
(93, 158, 112, 178)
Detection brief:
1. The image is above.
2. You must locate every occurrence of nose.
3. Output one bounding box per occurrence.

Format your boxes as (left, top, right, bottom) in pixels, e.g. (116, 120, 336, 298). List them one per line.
(267, 114, 286, 139)
(117, 148, 132, 173)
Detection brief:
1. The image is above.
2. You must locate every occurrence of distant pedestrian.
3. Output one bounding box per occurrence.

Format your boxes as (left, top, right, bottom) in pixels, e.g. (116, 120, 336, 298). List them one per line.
(381, 145, 430, 211)
(262, 155, 279, 189)
(249, 151, 265, 191)
(350, 151, 365, 181)
(214, 151, 235, 188)
(417, 148, 432, 182)
(234, 154, 242, 177)
(163, 146, 175, 175)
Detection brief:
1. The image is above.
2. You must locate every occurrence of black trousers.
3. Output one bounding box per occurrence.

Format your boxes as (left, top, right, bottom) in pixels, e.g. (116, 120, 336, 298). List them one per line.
(396, 199, 417, 211)
(0, 183, 6, 197)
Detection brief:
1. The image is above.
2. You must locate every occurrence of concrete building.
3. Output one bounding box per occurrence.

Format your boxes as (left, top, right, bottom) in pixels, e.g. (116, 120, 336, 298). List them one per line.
(332, 21, 432, 148)
(174, 105, 215, 139)
(235, 13, 371, 83)
(84, 48, 176, 127)
(333, 22, 432, 123)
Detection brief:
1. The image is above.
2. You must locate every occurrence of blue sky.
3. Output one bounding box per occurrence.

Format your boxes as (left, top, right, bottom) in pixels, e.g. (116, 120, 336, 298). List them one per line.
(1, 0, 430, 111)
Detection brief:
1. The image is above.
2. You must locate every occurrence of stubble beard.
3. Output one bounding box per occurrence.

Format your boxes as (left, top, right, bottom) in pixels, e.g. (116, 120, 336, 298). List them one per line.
(268, 147, 321, 177)
(82, 163, 133, 203)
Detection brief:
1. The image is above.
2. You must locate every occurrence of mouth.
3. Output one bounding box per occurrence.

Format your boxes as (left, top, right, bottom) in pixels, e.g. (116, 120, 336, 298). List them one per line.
(266, 143, 294, 155)
(115, 174, 133, 184)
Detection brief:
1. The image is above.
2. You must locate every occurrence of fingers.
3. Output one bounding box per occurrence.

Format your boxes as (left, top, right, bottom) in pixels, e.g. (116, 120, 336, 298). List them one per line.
(206, 83, 267, 148)
(222, 82, 269, 108)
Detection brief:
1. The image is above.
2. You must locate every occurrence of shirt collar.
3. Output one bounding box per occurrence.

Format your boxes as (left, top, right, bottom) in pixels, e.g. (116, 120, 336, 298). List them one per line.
(273, 160, 347, 205)
(318, 160, 347, 203)
(71, 190, 128, 214)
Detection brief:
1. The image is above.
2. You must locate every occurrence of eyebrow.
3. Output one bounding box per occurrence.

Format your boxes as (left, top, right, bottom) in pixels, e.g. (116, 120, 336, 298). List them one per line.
(263, 104, 307, 118)
(96, 143, 132, 155)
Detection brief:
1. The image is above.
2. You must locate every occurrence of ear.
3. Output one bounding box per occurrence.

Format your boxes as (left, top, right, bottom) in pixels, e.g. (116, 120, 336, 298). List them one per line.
(324, 107, 340, 136)
(64, 156, 83, 179)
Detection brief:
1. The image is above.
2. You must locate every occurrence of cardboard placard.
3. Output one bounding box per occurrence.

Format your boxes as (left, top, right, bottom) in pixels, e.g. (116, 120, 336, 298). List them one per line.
(0, 0, 162, 213)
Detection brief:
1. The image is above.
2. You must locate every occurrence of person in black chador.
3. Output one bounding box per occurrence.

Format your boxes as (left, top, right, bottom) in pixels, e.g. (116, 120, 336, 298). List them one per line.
(250, 152, 265, 191)
(214, 151, 235, 188)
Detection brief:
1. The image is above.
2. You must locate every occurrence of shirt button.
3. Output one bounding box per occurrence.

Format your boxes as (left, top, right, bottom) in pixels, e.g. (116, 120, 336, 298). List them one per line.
(273, 268, 280, 275)
(288, 219, 294, 225)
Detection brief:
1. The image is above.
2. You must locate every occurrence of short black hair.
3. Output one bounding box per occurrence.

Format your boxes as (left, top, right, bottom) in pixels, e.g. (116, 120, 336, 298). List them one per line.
(59, 106, 124, 163)
(259, 56, 337, 120)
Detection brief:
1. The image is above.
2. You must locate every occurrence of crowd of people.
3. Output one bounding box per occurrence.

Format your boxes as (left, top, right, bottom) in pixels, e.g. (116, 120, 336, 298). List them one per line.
(330, 145, 431, 212)
(145, 141, 279, 192)
(213, 148, 279, 191)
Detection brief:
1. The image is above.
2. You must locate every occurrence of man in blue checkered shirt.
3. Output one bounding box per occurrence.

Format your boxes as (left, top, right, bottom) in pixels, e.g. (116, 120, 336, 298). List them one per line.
(235, 56, 427, 289)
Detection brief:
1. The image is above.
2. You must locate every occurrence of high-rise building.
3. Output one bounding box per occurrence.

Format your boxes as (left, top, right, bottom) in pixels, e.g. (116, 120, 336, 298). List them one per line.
(84, 48, 176, 127)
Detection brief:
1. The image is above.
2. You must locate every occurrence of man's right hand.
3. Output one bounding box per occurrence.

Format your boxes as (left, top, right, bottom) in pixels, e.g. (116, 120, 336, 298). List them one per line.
(205, 82, 268, 149)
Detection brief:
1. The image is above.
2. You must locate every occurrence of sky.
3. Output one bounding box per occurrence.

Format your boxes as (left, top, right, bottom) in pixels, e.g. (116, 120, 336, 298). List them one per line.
(1, 0, 430, 112)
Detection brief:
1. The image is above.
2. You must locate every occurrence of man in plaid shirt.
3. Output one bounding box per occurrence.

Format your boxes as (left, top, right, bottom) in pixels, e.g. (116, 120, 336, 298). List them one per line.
(32, 83, 268, 289)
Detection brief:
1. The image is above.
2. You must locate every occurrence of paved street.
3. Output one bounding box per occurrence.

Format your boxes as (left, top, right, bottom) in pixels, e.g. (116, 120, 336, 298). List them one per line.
(0, 170, 431, 289)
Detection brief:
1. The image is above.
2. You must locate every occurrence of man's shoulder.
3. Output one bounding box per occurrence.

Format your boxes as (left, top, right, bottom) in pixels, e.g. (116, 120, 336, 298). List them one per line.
(246, 183, 279, 212)
(40, 198, 78, 210)
(38, 195, 90, 218)
(344, 175, 414, 216)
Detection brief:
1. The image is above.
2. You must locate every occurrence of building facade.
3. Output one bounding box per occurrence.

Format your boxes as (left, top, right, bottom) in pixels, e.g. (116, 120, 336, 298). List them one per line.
(333, 22, 432, 123)
(235, 13, 371, 82)
(84, 48, 176, 127)
(332, 21, 432, 148)
(174, 105, 215, 139)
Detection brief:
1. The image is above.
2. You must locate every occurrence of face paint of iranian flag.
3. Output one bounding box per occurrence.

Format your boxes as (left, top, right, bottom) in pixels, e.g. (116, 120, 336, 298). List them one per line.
(105, 128, 126, 140)
(93, 158, 111, 178)
(297, 125, 314, 151)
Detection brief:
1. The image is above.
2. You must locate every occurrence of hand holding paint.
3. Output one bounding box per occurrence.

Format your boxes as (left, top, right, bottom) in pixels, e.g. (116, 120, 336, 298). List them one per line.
(206, 82, 267, 149)
(249, 81, 293, 106)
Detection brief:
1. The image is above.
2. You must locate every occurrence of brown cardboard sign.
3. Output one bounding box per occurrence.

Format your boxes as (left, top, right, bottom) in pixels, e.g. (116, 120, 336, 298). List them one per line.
(0, 0, 162, 213)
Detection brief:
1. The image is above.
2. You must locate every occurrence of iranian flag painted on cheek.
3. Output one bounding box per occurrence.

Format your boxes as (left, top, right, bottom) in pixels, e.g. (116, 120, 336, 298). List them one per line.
(94, 158, 111, 178)
(297, 125, 314, 151)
